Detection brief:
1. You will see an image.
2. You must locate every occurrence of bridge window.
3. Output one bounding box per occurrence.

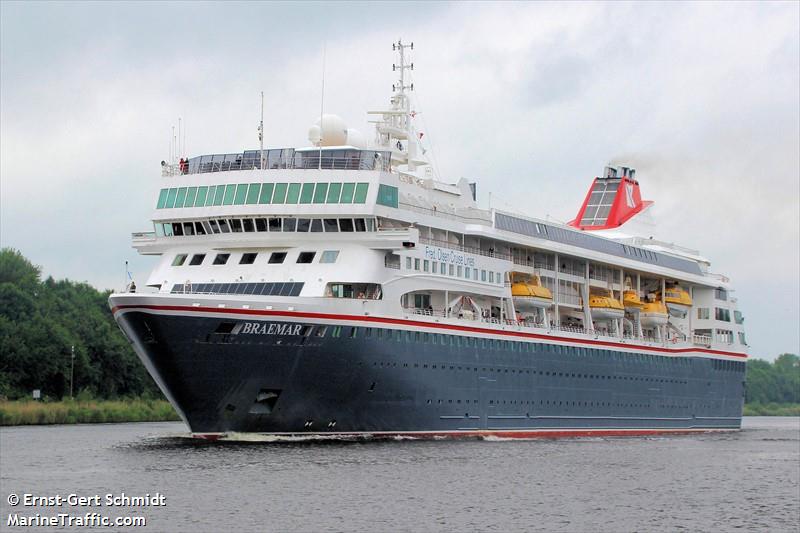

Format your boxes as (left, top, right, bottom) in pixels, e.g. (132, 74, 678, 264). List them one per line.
(175, 187, 187, 208)
(246, 183, 261, 204)
(300, 183, 315, 204)
(340, 183, 355, 203)
(171, 254, 187, 266)
(327, 283, 382, 299)
(269, 217, 282, 231)
(323, 219, 338, 232)
(327, 183, 342, 203)
(272, 183, 288, 203)
(196, 186, 209, 206)
(339, 218, 354, 232)
(223, 184, 236, 205)
(287, 183, 301, 203)
(313, 183, 328, 203)
(213, 253, 230, 265)
(189, 254, 205, 266)
(354, 183, 369, 203)
(296, 218, 310, 232)
(377, 184, 398, 208)
(259, 183, 274, 204)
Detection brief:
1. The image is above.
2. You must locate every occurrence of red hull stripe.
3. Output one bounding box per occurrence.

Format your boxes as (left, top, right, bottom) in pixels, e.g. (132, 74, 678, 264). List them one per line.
(192, 428, 736, 441)
(112, 303, 747, 359)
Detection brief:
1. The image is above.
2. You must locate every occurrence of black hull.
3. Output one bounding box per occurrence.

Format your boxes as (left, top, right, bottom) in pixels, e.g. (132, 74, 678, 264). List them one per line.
(115, 309, 746, 436)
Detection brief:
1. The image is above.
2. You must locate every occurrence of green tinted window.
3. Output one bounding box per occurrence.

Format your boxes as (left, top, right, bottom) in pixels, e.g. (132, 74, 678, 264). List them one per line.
(273, 183, 288, 203)
(195, 186, 208, 206)
(223, 184, 236, 205)
(157, 189, 169, 209)
(165, 188, 177, 208)
(286, 183, 301, 204)
(376, 184, 398, 208)
(299, 183, 314, 204)
(354, 183, 369, 203)
(259, 183, 274, 204)
(213, 185, 225, 205)
(313, 183, 328, 203)
(327, 182, 342, 203)
(340, 183, 355, 203)
(185, 187, 198, 208)
(175, 187, 187, 208)
(206, 185, 217, 206)
(246, 183, 261, 204)
(234, 184, 248, 205)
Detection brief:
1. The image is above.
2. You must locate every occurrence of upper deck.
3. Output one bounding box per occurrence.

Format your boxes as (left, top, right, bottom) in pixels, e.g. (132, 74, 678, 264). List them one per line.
(162, 147, 391, 177)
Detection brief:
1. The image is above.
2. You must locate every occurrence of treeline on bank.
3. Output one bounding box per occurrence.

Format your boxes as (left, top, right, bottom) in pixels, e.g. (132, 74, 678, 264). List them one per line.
(0, 248, 798, 422)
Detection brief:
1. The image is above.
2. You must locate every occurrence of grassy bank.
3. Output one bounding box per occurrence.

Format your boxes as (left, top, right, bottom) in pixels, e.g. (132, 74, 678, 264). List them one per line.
(743, 403, 800, 416)
(0, 399, 180, 426)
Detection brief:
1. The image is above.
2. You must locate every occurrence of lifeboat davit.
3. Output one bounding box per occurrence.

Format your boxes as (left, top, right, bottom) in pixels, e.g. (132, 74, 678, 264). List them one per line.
(658, 285, 692, 318)
(588, 288, 624, 320)
(511, 274, 553, 313)
(640, 301, 669, 327)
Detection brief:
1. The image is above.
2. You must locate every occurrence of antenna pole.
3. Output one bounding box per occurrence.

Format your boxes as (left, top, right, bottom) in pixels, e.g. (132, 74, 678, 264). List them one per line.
(178, 117, 182, 159)
(259, 91, 265, 169)
(318, 43, 326, 170)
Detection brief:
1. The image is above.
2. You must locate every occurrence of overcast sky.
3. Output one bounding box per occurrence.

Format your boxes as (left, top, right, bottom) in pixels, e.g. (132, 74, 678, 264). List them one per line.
(1, 1, 798, 360)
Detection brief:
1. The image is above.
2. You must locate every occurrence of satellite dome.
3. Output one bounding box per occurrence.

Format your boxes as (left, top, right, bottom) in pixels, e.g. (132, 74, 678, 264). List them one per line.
(345, 128, 366, 148)
(308, 114, 348, 146)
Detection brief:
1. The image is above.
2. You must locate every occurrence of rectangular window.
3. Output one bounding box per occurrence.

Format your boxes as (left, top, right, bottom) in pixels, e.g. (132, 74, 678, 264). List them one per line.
(268, 217, 282, 231)
(223, 184, 236, 205)
(205, 185, 216, 206)
(246, 183, 261, 204)
(354, 183, 369, 203)
(230, 218, 243, 232)
(738, 331, 747, 345)
(423, 260, 429, 272)
(208, 220, 219, 233)
(313, 183, 328, 203)
(734, 310, 744, 324)
(715, 288, 728, 301)
(255, 218, 268, 232)
(299, 183, 315, 204)
(213, 253, 230, 265)
(323, 219, 338, 232)
(165, 188, 178, 208)
(697, 308, 710, 320)
(481, 270, 487, 281)
(310, 219, 323, 232)
(240, 253, 258, 265)
(286, 183, 301, 203)
(157, 189, 169, 209)
(414, 258, 420, 271)
(189, 253, 205, 265)
(171, 254, 187, 266)
(175, 187, 187, 208)
(185, 187, 198, 207)
(213, 185, 226, 205)
(457, 266, 462, 277)
(327, 182, 342, 203)
(296, 218, 310, 232)
(234, 184, 248, 205)
(354, 218, 367, 232)
(195, 186, 208, 206)
(297, 252, 316, 264)
(432, 261, 437, 273)
(465, 267, 471, 279)
(282, 218, 296, 231)
(272, 183, 288, 203)
(440, 263, 446, 274)
(320, 250, 339, 263)
(242, 218, 254, 232)
(406, 257, 412, 269)
(339, 218, 354, 232)
(489, 271, 495, 283)
(268, 252, 287, 264)
(340, 183, 355, 203)
(473, 269, 478, 280)
(715, 308, 731, 322)
(377, 184, 399, 208)
(259, 183, 274, 204)
(449, 264, 454, 276)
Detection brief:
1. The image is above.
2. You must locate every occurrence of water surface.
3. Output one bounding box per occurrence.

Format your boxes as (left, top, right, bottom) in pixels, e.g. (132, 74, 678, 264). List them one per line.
(1, 417, 798, 532)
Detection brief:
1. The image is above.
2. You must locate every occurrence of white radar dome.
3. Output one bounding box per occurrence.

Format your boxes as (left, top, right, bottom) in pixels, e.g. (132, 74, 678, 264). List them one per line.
(345, 128, 366, 149)
(308, 114, 348, 146)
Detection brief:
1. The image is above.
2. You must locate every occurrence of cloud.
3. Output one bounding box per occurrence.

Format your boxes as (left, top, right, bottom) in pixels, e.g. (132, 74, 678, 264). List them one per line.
(1, 1, 798, 358)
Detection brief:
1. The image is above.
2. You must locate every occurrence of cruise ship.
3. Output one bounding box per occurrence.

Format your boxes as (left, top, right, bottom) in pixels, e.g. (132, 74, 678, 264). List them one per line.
(110, 41, 748, 439)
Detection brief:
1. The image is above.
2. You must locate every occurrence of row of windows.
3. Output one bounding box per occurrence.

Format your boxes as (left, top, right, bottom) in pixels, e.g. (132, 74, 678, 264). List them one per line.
(712, 359, 746, 372)
(405, 256, 504, 285)
(424, 400, 689, 410)
(171, 282, 304, 297)
(171, 250, 339, 267)
(156, 181, 370, 209)
(156, 217, 376, 237)
(621, 244, 658, 261)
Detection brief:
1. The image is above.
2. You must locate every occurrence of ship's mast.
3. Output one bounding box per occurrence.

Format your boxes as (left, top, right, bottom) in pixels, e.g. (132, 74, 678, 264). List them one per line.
(368, 39, 427, 173)
(258, 91, 265, 169)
